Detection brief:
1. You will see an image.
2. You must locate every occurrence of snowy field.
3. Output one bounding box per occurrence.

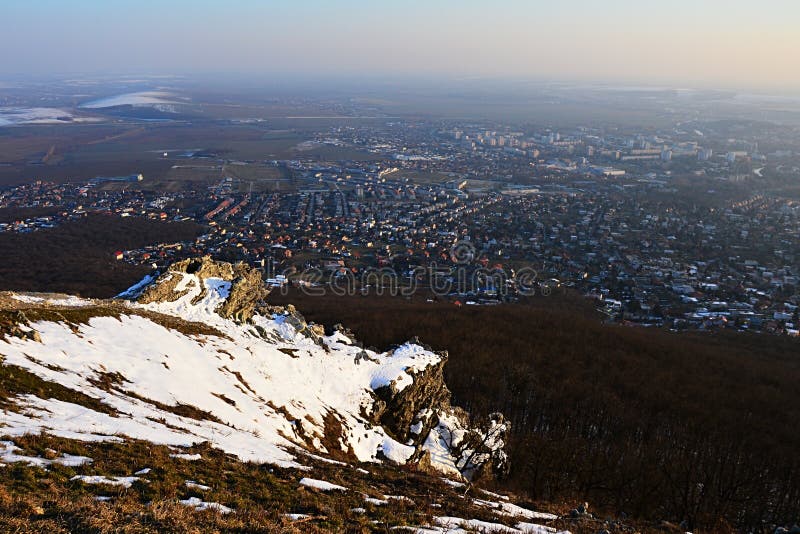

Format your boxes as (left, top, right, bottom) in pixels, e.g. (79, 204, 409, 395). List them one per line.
(0, 107, 81, 126)
(79, 91, 181, 108)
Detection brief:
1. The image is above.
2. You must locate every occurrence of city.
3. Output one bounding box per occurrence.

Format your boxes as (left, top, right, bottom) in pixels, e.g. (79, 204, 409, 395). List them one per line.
(3, 116, 799, 336)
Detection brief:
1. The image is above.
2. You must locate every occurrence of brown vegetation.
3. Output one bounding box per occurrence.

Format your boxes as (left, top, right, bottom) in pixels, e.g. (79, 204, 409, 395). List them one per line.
(0, 215, 203, 297)
(268, 290, 800, 532)
(0, 432, 731, 533)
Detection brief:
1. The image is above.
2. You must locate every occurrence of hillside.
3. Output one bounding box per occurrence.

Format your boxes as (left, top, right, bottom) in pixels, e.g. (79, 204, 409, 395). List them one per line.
(268, 290, 800, 533)
(1, 258, 798, 532)
(0, 257, 587, 534)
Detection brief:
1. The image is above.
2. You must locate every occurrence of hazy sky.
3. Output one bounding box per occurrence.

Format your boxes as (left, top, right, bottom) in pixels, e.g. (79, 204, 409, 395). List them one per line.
(2, 0, 799, 92)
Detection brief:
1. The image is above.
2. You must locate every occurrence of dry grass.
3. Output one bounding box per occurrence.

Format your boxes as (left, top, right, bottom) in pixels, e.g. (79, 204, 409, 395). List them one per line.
(0, 434, 704, 533)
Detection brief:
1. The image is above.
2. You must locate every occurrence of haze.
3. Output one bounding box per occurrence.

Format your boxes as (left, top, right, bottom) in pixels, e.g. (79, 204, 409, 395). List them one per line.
(2, 0, 800, 92)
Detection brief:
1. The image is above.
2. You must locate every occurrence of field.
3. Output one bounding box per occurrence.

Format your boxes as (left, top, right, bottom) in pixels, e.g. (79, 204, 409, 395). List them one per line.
(0, 120, 382, 189)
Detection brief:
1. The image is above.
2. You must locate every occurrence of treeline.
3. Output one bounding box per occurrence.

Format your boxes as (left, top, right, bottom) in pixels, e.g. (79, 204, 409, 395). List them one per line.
(0, 206, 61, 224)
(0, 214, 203, 298)
(269, 290, 800, 532)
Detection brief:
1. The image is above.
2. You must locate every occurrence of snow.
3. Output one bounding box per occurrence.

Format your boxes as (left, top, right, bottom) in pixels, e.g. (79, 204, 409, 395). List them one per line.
(432, 516, 521, 533)
(426, 516, 569, 534)
(424, 413, 508, 480)
(0, 441, 92, 467)
(301, 452, 348, 466)
(0, 270, 470, 475)
(285, 513, 311, 520)
(479, 489, 510, 501)
(364, 496, 388, 506)
(185, 480, 211, 491)
(441, 477, 466, 488)
(473, 499, 559, 521)
(299, 477, 347, 492)
(71, 475, 141, 488)
(10, 294, 89, 307)
(0, 107, 77, 126)
(116, 275, 156, 299)
(380, 438, 416, 464)
(369, 343, 437, 392)
(170, 453, 202, 461)
(56, 453, 94, 467)
(79, 91, 180, 109)
(179, 496, 233, 514)
(11, 295, 44, 303)
(517, 523, 566, 534)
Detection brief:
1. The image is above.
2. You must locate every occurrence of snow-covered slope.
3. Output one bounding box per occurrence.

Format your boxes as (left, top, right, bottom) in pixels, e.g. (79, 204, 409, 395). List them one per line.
(0, 258, 507, 480)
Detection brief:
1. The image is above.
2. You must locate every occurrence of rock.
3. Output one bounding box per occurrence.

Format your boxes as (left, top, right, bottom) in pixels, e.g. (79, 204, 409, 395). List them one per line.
(275, 307, 326, 345)
(371, 349, 452, 446)
(135, 256, 269, 323)
(0, 310, 43, 343)
(333, 323, 357, 342)
(308, 324, 325, 338)
(354, 349, 377, 365)
(216, 265, 269, 322)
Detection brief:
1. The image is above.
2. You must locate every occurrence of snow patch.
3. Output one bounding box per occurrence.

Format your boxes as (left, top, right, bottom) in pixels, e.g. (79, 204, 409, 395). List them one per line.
(0, 441, 92, 467)
(179, 496, 233, 514)
(80, 91, 181, 109)
(170, 453, 202, 461)
(473, 499, 559, 521)
(299, 477, 347, 492)
(71, 475, 141, 488)
(185, 480, 211, 491)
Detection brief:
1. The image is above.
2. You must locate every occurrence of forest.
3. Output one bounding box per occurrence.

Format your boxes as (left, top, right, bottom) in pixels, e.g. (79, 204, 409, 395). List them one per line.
(270, 290, 800, 532)
(0, 214, 203, 298)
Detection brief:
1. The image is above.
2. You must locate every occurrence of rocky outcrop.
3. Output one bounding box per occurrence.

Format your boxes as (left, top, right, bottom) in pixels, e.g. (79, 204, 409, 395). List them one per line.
(368, 343, 509, 481)
(371, 348, 452, 446)
(134, 257, 270, 323)
(215, 265, 269, 323)
(119, 256, 509, 480)
(0, 310, 42, 343)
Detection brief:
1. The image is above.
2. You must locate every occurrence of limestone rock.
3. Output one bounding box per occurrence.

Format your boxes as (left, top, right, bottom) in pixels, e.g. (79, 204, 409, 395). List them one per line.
(134, 256, 270, 323)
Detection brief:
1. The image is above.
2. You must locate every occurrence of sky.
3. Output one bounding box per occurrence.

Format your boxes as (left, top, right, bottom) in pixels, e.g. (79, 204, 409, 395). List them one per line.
(2, 0, 799, 92)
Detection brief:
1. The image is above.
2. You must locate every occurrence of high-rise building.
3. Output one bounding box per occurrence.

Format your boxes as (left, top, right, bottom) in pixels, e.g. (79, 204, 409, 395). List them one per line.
(698, 148, 713, 161)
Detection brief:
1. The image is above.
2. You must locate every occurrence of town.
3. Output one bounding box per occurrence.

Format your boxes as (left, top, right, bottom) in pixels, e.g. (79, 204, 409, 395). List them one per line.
(2, 118, 799, 336)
